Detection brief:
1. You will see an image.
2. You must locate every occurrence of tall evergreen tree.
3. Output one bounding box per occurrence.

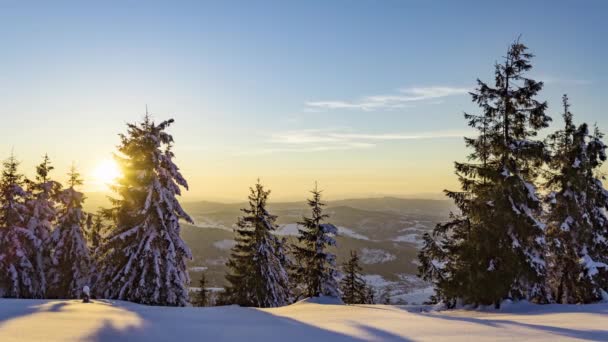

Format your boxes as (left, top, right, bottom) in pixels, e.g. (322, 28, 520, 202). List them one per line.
(24, 154, 61, 298)
(292, 183, 339, 298)
(0, 154, 38, 298)
(544, 95, 608, 303)
(419, 40, 551, 307)
(47, 166, 91, 298)
(340, 250, 368, 304)
(97, 116, 193, 306)
(221, 180, 291, 307)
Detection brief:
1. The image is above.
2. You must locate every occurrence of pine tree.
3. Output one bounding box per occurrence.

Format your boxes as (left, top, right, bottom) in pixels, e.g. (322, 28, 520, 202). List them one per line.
(291, 183, 339, 298)
(418, 40, 551, 308)
(221, 180, 291, 307)
(97, 116, 193, 306)
(193, 273, 209, 307)
(24, 154, 61, 298)
(0, 154, 38, 298)
(86, 212, 105, 252)
(340, 251, 368, 304)
(47, 165, 92, 298)
(544, 95, 608, 303)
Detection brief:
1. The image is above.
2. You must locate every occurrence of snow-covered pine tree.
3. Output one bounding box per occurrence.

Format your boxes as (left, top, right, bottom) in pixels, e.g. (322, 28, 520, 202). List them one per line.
(221, 180, 291, 307)
(0, 154, 38, 298)
(47, 165, 92, 298)
(24, 154, 61, 298)
(418, 40, 551, 308)
(97, 116, 193, 306)
(544, 95, 608, 303)
(291, 183, 339, 298)
(340, 250, 368, 304)
(193, 272, 209, 307)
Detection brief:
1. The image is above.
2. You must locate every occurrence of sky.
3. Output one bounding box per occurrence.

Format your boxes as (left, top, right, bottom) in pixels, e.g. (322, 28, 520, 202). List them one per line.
(1, 0, 607, 202)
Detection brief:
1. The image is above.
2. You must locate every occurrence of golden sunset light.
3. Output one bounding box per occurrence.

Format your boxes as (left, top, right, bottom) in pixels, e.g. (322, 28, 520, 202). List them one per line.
(91, 159, 121, 190)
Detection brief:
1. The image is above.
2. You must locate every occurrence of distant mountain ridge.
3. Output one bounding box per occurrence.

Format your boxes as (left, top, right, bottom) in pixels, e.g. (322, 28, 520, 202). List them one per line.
(84, 193, 453, 303)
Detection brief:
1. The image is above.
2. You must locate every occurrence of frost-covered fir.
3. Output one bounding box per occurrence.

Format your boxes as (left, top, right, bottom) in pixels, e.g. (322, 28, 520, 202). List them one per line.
(97, 116, 193, 306)
(0, 155, 39, 298)
(419, 40, 551, 308)
(24, 154, 61, 298)
(340, 250, 369, 304)
(221, 181, 291, 307)
(292, 183, 339, 298)
(47, 166, 92, 298)
(544, 95, 608, 303)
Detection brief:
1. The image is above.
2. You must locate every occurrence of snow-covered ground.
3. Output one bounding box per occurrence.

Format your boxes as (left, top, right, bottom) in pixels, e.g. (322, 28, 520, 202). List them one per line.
(359, 248, 396, 264)
(275, 223, 370, 241)
(0, 299, 606, 341)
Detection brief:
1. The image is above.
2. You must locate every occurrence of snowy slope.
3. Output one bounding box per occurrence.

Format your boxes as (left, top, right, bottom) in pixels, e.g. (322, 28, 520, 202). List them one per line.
(0, 299, 606, 341)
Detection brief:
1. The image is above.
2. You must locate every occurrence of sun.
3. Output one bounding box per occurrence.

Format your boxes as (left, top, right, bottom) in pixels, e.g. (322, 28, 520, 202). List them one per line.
(92, 159, 121, 189)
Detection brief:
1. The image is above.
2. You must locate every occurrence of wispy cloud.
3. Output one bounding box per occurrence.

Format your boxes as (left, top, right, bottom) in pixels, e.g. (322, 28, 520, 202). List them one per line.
(306, 86, 470, 111)
(533, 75, 592, 86)
(246, 128, 469, 154)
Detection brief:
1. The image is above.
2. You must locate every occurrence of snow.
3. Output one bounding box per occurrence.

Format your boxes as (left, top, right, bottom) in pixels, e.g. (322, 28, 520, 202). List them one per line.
(188, 266, 208, 272)
(391, 286, 435, 305)
(213, 239, 237, 250)
(0, 299, 607, 341)
(392, 233, 425, 247)
(276, 224, 370, 241)
(274, 223, 300, 236)
(336, 226, 369, 240)
(359, 248, 396, 264)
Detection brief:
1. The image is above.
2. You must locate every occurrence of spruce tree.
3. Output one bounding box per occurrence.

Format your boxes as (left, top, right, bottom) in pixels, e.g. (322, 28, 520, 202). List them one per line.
(0, 154, 38, 298)
(340, 251, 368, 304)
(292, 183, 339, 298)
(418, 40, 551, 307)
(86, 212, 105, 252)
(221, 180, 291, 307)
(47, 166, 92, 298)
(194, 272, 209, 307)
(97, 116, 193, 306)
(24, 154, 61, 298)
(544, 95, 608, 303)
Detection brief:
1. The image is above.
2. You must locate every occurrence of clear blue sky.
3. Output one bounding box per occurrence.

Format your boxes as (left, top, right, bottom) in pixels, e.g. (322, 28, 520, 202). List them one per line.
(1, 0, 606, 201)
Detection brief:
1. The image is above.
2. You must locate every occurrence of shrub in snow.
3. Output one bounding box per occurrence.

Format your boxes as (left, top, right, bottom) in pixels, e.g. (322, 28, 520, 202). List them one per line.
(291, 183, 339, 299)
(221, 180, 291, 307)
(97, 116, 193, 306)
(419, 40, 551, 308)
(544, 95, 608, 303)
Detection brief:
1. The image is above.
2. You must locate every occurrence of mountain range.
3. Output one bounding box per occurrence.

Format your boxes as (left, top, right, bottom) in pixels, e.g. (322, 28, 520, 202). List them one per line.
(85, 193, 454, 303)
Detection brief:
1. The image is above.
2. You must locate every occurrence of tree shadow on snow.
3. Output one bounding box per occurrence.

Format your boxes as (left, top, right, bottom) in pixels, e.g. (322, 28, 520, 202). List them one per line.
(0, 299, 72, 326)
(403, 308, 608, 342)
(84, 302, 399, 342)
